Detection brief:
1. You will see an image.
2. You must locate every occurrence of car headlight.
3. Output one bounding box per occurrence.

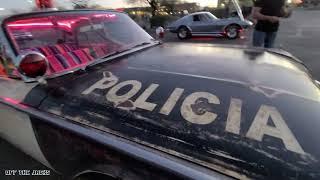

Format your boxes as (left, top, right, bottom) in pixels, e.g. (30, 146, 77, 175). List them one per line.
(244, 20, 253, 26)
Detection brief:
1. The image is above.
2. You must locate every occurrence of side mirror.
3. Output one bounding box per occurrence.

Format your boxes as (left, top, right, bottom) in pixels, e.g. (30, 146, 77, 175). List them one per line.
(17, 51, 48, 79)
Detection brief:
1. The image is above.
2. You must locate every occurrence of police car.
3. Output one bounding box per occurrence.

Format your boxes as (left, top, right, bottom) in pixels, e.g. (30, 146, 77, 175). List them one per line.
(0, 10, 320, 179)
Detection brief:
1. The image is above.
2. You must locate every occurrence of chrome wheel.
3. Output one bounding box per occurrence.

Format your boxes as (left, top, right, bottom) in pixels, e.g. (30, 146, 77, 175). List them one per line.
(177, 27, 190, 40)
(226, 25, 240, 39)
(179, 29, 187, 39)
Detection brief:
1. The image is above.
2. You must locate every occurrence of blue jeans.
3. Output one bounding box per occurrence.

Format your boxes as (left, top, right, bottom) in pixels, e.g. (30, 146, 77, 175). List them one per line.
(253, 30, 277, 48)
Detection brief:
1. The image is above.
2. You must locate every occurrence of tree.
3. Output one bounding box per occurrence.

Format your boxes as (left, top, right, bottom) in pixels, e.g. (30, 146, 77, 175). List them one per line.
(217, 0, 253, 17)
(89, 4, 106, 10)
(218, 0, 253, 8)
(126, 0, 159, 16)
(161, 0, 176, 14)
(126, 0, 181, 16)
(72, 0, 90, 9)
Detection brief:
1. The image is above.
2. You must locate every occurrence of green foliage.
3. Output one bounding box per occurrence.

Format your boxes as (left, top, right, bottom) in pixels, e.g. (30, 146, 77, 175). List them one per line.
(239, 0, 254, 7)
(72, 0, 90, 9)
(126, 0, 182, 16)
(150, 15, 172, 27)
(218, 0, 254, 8)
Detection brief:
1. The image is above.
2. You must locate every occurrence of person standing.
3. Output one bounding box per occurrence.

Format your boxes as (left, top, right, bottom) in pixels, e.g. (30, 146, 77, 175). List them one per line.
(252, 0, 290, 48)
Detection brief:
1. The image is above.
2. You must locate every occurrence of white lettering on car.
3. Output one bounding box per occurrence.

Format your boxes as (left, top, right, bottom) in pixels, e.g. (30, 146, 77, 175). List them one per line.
(106, 80, 142, 105)
(159, 88, 184, 115)
(82, 73, 306, 155)
(134, 83, 159, 111)
(181, 92, 220, 125)
(246, 105, 305, 155)
(226, 98, 242, 135)
(82, 72, 118, 95)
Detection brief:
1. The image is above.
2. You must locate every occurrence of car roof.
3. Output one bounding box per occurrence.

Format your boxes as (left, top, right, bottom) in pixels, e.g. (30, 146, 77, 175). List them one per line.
(0, 9, 121, 23)
(188, 11, 210, 16)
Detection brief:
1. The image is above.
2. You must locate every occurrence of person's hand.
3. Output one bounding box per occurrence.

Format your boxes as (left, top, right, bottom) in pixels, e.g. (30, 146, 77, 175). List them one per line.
(268, 16, 280, 23)
(280, 6, 293, 18)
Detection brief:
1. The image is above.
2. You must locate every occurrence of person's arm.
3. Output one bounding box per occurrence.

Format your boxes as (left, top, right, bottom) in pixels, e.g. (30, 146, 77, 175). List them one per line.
(252, 0, 279, 23)
(252, 7, 279, 23)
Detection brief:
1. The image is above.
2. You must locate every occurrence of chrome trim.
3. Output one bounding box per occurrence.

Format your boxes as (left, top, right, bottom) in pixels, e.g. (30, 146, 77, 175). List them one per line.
(16, 51, 49, 80)
(192, 34, 224, 37)
(192, 32, 222, 34)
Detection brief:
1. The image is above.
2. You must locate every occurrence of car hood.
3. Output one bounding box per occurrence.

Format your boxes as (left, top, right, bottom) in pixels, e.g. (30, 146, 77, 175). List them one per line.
(27, 43, 320, 179)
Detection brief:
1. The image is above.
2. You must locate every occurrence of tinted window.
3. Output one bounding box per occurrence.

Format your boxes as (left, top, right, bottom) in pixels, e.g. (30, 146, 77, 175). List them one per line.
(193, 14, 210, 22)
(193, 15, 200, 21)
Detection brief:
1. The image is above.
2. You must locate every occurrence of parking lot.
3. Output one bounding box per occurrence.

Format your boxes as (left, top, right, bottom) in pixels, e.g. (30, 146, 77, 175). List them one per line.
(160, 9, 320, 80)
(1, 8, 320, 179)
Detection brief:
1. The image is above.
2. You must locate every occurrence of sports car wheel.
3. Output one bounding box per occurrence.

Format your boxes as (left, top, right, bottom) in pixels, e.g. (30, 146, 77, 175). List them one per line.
(225, 25, 240, 39)
(177, 26, 190, 40)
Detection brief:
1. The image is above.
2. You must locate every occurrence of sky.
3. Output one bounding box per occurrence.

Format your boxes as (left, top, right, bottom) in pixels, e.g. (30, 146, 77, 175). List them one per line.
(86, 0, 218, 8)
(0, 0, 218, 14)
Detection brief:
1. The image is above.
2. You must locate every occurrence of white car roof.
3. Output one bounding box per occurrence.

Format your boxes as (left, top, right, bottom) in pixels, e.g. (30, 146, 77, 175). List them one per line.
(188, 12, 211, 16)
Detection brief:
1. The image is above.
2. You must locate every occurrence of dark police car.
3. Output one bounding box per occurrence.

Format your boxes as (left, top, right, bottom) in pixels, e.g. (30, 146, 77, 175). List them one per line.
(0, 10, 319, 179)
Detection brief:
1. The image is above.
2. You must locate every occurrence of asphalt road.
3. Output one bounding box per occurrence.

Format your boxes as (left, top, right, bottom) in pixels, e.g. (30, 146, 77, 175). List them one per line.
(277, 9, 320, 80)
(1, 9, 319, 180)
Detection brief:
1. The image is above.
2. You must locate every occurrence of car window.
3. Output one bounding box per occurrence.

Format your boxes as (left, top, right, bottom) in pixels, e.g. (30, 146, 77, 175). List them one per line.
(203, 14, 212, 22)
(205, 13, 218, 20)
(193, 15, 201, 22)
(4, 12, 154, 76)
(193, 14, 209, 22)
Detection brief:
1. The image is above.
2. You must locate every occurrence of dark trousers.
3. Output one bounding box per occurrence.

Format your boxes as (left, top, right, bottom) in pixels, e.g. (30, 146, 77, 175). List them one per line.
(252, 30, 277, 48)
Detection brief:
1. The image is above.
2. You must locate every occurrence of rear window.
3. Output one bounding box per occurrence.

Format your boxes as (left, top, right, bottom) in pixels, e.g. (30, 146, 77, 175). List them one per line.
(4, 11, 153, 76)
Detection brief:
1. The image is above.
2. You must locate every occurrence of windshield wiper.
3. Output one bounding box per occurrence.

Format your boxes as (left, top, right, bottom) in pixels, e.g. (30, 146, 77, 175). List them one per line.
(53, 41, 157, 77)
(85, 41, 158, 70)
(100, 42, 154, 59)
(130, 42, 152, 48)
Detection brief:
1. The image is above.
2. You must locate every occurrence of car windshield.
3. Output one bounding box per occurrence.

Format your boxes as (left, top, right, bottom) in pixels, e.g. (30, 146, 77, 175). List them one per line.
(4, 11, 154, 75)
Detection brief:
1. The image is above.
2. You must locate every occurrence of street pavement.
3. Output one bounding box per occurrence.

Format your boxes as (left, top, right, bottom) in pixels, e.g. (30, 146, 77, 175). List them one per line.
(0, 9, 319, 180)
(277, 9, 320, 80)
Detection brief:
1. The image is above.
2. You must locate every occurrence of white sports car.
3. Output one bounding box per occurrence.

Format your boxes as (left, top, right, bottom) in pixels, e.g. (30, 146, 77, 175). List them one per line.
(167, 12, 253, 39)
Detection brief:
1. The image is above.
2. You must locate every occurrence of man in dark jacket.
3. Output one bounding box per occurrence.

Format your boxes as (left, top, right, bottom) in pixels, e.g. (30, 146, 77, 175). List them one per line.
(252, 0, 290, 48)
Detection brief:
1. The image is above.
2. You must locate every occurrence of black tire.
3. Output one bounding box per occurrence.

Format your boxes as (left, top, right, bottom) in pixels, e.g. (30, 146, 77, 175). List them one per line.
(225, 25, 241, 39)
(177, 26, 191, 40)
(74, 173, 116, 180)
